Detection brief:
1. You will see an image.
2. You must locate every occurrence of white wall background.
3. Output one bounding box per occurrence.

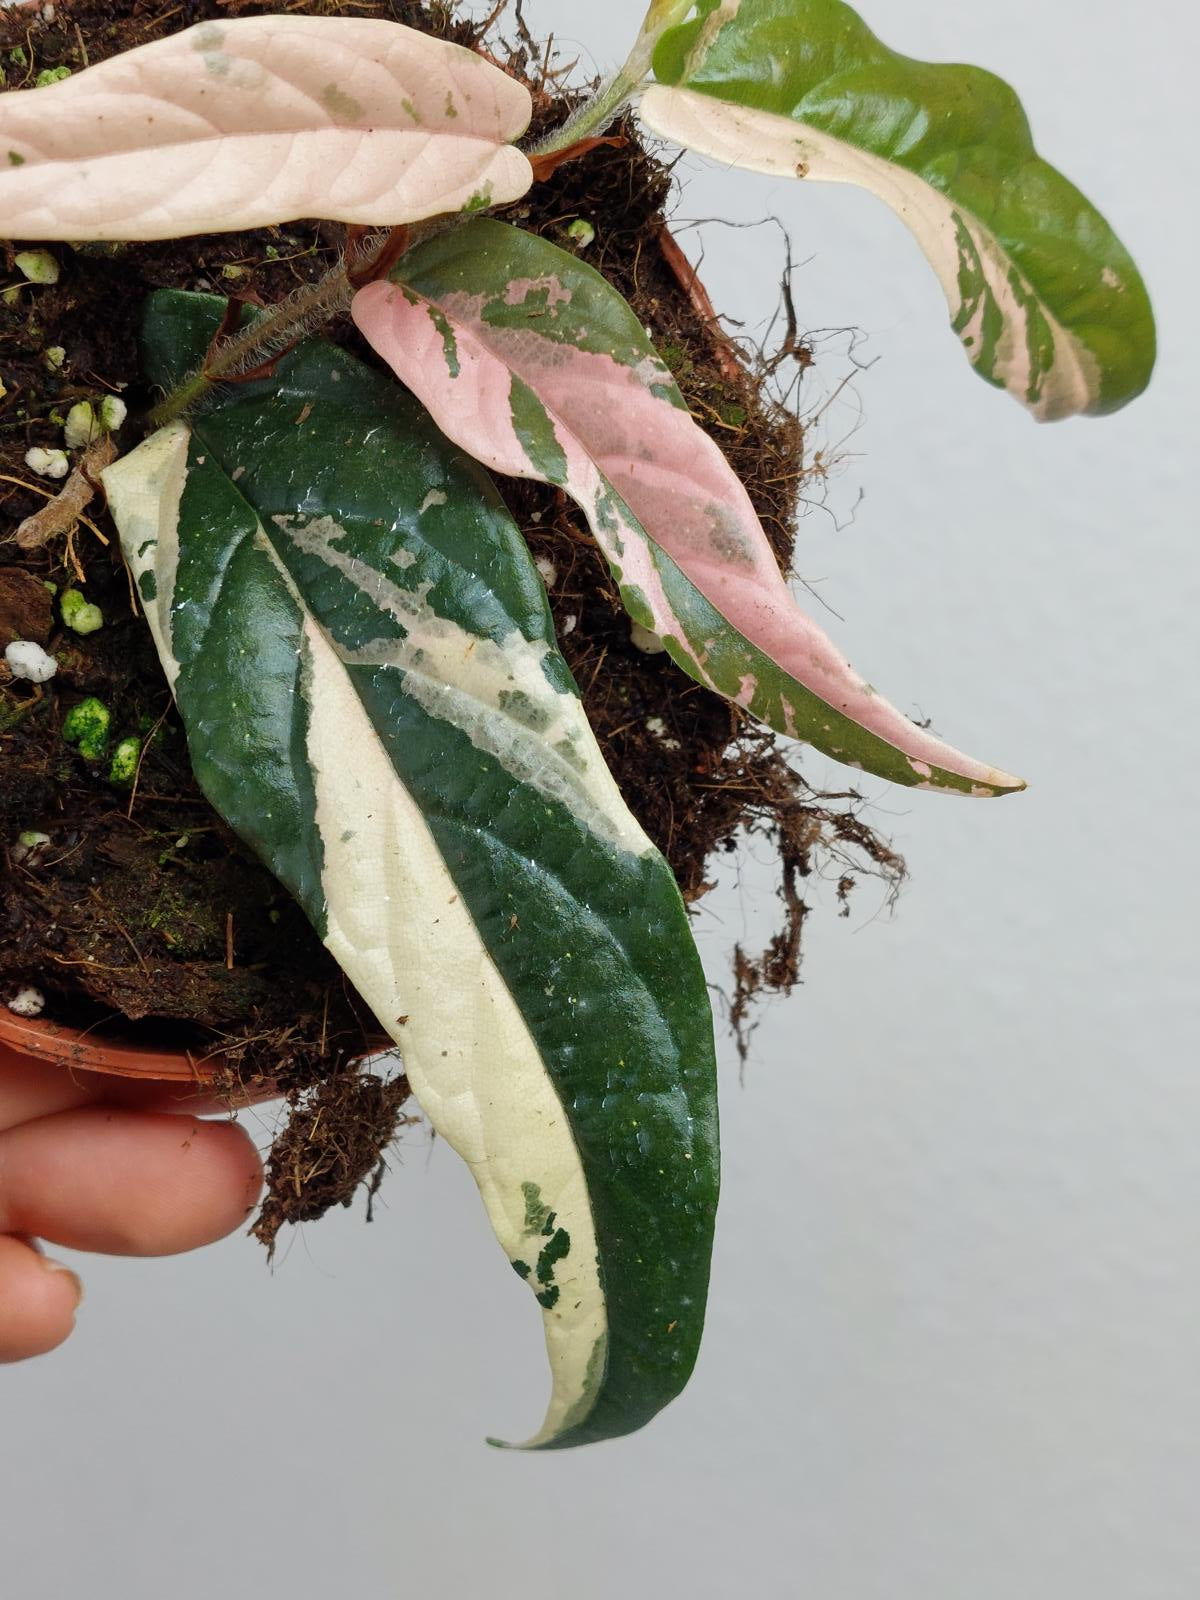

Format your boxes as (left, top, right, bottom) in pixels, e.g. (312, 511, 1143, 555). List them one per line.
(4, 3, 1197, 1596)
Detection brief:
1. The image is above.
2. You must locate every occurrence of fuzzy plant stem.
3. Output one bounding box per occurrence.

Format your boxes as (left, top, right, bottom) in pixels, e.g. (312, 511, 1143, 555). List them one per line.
(147, 258, 357, 428)
(526, 70, 639, 158)
(526, 0, 693, 158)
(149, 0, 696, 420)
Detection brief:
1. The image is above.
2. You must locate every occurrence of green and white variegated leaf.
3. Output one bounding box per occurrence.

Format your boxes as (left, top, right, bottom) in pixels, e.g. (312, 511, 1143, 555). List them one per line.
(353, 218, 1022, 796)
(102, 291, 718, 1449)
(0, 17, 531, 241)
(641, 0, 1155, 419)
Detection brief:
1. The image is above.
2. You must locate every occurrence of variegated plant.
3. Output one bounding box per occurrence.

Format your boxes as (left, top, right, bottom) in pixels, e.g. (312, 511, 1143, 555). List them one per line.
(0, 4, 1154, 1445)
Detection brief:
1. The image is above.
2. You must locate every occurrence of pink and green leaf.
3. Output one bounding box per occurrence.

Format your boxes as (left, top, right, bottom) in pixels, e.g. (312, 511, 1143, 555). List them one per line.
(353, 219, 1022, 796)
(0, 17, 532, 242)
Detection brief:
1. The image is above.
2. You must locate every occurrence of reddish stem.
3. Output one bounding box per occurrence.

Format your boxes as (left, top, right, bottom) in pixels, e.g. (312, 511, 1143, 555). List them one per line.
(657, 226, 745, 387)
(529, 134, 625, 184)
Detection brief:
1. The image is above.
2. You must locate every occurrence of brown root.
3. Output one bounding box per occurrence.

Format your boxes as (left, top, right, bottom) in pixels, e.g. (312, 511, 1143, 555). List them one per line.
(15, 436, 117, 551)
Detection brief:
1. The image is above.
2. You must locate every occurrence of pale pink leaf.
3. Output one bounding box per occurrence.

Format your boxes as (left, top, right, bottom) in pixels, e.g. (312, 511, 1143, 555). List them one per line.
(0, 17, 531, 241)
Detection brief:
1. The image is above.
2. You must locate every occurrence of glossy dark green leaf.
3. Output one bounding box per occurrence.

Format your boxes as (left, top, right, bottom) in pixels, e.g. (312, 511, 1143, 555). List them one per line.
(103, 291, 719, 1448)
(643, 0, 1155, 418)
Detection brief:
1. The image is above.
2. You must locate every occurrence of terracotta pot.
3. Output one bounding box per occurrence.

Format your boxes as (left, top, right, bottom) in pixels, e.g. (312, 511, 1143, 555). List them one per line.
(1, 1004, 392, 1104)
(0, 1007, 257, 1086)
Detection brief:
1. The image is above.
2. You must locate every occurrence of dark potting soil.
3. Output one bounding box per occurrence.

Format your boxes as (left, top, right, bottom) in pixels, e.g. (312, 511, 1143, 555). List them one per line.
(0, 0, 905, 1248)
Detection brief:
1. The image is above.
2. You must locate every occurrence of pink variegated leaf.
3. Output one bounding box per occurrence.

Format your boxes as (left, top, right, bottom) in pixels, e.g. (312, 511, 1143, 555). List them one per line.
(0, 18, 531, 242)
(353, 219, 1023, 796)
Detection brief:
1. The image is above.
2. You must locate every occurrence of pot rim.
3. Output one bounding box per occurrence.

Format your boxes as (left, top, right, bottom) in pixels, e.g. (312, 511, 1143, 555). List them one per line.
(0, 1007, 241, 1081)
(0, 1006, 395, 1090)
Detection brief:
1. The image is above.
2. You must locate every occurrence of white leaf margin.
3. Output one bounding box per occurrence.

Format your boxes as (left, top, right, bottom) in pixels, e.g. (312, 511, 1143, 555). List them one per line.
(640, 84, 1097, 421)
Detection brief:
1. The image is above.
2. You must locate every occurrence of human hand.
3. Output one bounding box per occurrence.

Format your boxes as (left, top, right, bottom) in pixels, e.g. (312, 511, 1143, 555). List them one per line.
(0, 1044, 263, 1361)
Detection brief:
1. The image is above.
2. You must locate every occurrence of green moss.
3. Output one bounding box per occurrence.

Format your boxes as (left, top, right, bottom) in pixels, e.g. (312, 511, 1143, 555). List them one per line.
(62, 697, 111, 762)
(60, 589, 104, 635)
(108, 737, 142, 788)
(656, 341, 695, 380)
(14, 250, 59, 286)
(64, 401, 98, 448)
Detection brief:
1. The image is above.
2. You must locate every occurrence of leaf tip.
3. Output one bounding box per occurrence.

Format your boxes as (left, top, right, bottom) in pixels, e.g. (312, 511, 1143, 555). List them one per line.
(960, 766, 1028, 798)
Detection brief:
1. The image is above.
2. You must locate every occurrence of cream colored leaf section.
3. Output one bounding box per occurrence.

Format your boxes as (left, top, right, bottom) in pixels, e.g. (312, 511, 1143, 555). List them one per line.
(104, 429, 608, 1446)
(300, 610, 606, 1448)
(0, 17, 532, 241)
(270, 512, 651, 858)
(100, 422, 189, 686)
(640, 85, 1097, 420)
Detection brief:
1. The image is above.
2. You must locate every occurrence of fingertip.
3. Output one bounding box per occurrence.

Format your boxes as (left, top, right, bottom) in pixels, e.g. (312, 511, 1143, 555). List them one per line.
(177, 1115, 265, 1241)
(0, 1108, 265, 1257)
(111, 1114, 265, 1252)
(0, 1236, 83, 1363)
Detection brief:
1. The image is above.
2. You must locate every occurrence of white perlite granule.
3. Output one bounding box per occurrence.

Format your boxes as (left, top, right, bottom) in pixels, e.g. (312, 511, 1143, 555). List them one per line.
(4, 640, 58, 683)
(6, 986, 46, 1018)
(645, 716, 682, 751)
(24, 445, 69, 480)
